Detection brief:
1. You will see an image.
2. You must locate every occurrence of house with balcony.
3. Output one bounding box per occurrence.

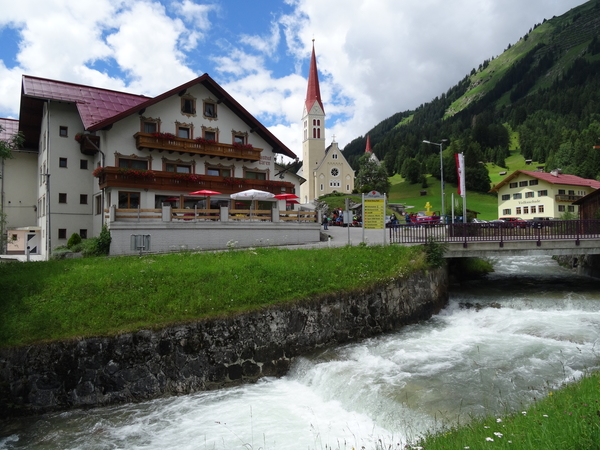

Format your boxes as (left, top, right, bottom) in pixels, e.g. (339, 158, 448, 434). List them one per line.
(2, 74, 310, 259)
(490, 169, 600, 219)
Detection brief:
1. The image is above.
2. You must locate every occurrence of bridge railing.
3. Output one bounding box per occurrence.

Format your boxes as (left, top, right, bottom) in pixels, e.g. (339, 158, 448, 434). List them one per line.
(389, 220, 600, 245)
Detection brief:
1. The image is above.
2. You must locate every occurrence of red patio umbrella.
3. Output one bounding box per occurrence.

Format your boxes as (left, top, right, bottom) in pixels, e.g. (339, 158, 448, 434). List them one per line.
(188, 190, 222, 209)
(274, 193, 299, 200)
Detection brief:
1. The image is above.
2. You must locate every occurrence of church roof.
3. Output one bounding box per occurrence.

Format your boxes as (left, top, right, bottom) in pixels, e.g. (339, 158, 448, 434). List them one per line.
(305, 42, 324, 113)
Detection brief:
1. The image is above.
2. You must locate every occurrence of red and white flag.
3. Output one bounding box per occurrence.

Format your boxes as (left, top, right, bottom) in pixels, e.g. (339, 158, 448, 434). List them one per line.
(455, 153, 465, 197)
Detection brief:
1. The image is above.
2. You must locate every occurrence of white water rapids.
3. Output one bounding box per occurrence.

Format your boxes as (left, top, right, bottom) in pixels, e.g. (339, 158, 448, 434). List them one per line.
(2, 255, 600, 449)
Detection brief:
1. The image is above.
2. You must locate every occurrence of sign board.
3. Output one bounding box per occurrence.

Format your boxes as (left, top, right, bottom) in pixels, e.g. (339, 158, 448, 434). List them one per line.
(363, 191, 385, 229)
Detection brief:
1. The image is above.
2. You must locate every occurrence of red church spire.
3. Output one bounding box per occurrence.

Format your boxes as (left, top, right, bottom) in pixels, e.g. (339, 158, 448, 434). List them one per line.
(365, 135, 372, 153)
(305, 40, 324, 113)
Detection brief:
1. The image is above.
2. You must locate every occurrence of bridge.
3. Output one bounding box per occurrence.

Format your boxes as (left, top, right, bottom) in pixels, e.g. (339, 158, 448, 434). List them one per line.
(388, 220, 600, 258)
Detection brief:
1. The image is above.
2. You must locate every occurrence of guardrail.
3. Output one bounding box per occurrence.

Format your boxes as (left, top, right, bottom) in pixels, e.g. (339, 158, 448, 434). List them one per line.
(389, 220, 600, 245)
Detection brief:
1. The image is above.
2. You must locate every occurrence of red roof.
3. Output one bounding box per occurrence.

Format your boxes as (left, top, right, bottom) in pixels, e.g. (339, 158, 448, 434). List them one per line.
(491, 170, 600, 192)
(0, 118, 19, 142)
(305, 42, 324, 113)
(22, 76, 149, 129)
(365, 135, 372, 153)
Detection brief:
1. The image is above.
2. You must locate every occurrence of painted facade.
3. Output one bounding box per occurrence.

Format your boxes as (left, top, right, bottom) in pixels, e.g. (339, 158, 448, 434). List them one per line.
(1, 75, 299, 259)
(491, 170, 600, 219)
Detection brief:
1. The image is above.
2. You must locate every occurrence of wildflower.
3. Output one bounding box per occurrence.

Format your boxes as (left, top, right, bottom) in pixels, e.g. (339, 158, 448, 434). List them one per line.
(494, 432, 503, 438)
(484, 426, 490, 429)
(543, 414, 548, 417)
(522, 411, 527, 415)
(486, 437, 494, 442)
(496, 418, 502, 423)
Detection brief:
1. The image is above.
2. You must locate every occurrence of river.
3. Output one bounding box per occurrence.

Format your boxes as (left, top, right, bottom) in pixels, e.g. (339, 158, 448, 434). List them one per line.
(1, 255, 599, 449)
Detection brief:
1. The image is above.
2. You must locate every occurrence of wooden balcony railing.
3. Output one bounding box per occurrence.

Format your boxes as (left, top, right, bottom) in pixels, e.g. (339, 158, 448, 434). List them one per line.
(96, 167, 295, 195)
(134, 132, 263, 161)
(555, 194, 583, 202)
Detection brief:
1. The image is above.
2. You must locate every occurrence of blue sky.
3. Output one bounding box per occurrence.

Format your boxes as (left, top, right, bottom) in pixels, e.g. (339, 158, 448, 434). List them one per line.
(0, 0, 589, 158)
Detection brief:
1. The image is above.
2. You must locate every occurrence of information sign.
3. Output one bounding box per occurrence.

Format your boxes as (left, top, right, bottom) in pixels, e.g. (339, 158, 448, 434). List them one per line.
(363, 191, 385, 229)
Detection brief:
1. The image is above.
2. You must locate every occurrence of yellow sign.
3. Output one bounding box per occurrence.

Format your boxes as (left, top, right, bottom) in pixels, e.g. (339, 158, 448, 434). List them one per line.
(363, 198, 385, 229)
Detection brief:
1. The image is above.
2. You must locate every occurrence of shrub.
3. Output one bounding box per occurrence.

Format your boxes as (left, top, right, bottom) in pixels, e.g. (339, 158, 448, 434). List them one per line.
(96, 225, 111, 255)
(67, 233, 82, 249)
(424, 237, 448, 268)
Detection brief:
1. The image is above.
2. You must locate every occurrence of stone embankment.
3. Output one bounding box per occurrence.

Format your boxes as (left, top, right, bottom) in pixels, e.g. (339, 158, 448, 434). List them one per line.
(0, 267, 448, 417)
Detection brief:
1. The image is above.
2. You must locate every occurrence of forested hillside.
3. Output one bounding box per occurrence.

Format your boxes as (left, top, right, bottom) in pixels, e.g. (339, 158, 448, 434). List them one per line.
(343, 0, 600, 194)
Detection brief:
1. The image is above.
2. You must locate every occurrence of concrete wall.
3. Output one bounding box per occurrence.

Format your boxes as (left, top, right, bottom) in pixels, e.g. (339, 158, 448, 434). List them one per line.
(0, 267, 448, 417)
(109, 221, 321, 255)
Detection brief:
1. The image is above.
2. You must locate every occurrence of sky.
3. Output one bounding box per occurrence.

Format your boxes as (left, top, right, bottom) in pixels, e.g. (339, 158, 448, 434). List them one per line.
(0, 0, 589, 159)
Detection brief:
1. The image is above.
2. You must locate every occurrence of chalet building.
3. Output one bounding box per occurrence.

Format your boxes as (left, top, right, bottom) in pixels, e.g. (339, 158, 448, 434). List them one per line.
(1, 74, 302, 259)
(573, 188, 600, 220)
(491, 169, 600, 219)
(297, 43, 354, 205)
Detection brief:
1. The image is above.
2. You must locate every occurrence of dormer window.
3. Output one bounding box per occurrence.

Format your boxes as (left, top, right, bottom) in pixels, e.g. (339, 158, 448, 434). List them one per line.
(203, 100, 217, 119)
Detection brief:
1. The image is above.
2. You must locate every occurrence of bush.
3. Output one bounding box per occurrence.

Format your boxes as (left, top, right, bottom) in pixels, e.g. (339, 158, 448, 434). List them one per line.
(424, 237, 448, 268)
(67, 233, 82, 249)
(96, 225, 111, 255)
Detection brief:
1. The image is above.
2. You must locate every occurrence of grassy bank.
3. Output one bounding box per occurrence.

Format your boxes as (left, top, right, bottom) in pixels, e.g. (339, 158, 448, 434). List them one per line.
(414, 372, 600, 449)
(0, 245, 427, 348)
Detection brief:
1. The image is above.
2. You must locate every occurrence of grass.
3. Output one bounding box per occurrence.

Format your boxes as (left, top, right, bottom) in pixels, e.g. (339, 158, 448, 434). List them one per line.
(413, 372, 600, 449)
(0, 245, 428, 348)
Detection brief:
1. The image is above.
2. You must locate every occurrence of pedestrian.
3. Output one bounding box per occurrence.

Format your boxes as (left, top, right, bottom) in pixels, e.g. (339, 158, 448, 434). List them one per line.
(322, 214, 329, 230)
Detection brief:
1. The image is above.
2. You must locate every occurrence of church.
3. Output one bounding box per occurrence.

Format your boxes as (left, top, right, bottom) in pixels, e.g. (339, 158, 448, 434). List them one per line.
(298, 43, 354, 205)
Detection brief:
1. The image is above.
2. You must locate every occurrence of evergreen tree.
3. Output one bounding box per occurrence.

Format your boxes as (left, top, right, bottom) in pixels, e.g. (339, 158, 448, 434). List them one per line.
(356, 154, 391, 194)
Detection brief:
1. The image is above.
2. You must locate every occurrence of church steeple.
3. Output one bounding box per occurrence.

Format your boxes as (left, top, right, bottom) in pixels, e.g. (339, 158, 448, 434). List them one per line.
(305, 40, 324, 114)
(365, 135, 372, 153)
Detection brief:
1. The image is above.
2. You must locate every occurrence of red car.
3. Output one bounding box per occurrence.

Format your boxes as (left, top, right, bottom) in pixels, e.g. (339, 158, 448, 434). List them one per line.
(498, 217, 528, 228)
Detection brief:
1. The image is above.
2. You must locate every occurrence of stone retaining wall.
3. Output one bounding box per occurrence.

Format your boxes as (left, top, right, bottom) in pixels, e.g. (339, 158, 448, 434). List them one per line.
(0, 267, 448, 417)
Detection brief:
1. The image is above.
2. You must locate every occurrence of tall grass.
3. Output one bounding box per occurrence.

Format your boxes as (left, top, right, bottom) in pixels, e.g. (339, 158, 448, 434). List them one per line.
(0, 245, 427, 348)
(413, 372, 600, 449)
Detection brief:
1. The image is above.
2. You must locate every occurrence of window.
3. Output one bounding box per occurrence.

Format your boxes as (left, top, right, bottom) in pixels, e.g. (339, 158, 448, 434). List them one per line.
(568, 205, 575, 212)
(525, 192, 534, 198)
(233, 134, 246, 145)
(80, 159, 88, 170)
(118, 158, 148, 170)
(59, 193, 67, 203)
(529, 180, 538, 186)
(509, 182, 518, 188)
(519, 181, 528, 187)
(80, 194, 88, 205)
(204, 130, 216, 141)
(245, 171, 266, 180)
(59, 126, 68, 137)
(558, 205, 565, 212)
(320, 184, 324, 191)
(58, 229, 67, 239)
(568, 190, 575, 196)
(59, 157, 68, 168)
(539, 205, 544, 213)
(181, 97, 196, 115)
(177, 127, 190, 139)
(501, 194, 510, 201)
(118, 191, 140, 209)
(95, 195, 102, 215)
(143, 121, 157, 134)
(331, 168, 339, 177)
(531, 206, 537, 214)
(516, 207, 522, 214)
(513, 193, 522, 200)
(558, 189, 566, 195)
(523, 206, 529, 214)
(329, 180, 341, 187)
(80, 229, 88, 239)
(206, 166, 231, 177)
(203, 100, 217, 118)
(332, 153, 338, 160)
(538, 190, 548, 197)
(346, 184, 350, 191)
(578, 190, 586, 196)
(165, 163, 192, 173)
(503, 209, 511, 215)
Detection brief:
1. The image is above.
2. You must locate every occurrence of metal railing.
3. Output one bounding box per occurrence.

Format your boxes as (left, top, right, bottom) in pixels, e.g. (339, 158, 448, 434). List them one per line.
(389, 220, 600, 245)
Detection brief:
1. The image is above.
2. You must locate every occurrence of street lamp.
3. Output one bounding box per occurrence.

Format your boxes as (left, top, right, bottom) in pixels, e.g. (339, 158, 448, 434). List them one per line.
(423, 139, 448, 220)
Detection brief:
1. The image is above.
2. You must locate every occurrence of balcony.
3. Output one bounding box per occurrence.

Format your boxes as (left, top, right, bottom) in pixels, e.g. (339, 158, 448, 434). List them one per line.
(555, 194, 583, 202)
(96, 167, 294, 195)
(79, 135, 100, 156)
(134, 132, 263, 162)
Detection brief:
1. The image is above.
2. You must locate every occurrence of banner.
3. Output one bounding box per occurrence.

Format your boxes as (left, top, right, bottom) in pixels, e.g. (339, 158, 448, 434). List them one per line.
(455, 153, 465, 197)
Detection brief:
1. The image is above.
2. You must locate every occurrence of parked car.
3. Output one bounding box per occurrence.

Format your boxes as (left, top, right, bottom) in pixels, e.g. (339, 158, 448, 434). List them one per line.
(528, 217, 555, 228)
(471, 218, 489, 227)
(498, 217, 528, 228)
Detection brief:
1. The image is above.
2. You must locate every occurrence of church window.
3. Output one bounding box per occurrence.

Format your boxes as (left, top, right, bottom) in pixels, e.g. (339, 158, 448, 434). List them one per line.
(346, 184, 350, 191)
(332, 153, 338, 159)
(330, 168, 339, 177)
(320, 184, 324, 191)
